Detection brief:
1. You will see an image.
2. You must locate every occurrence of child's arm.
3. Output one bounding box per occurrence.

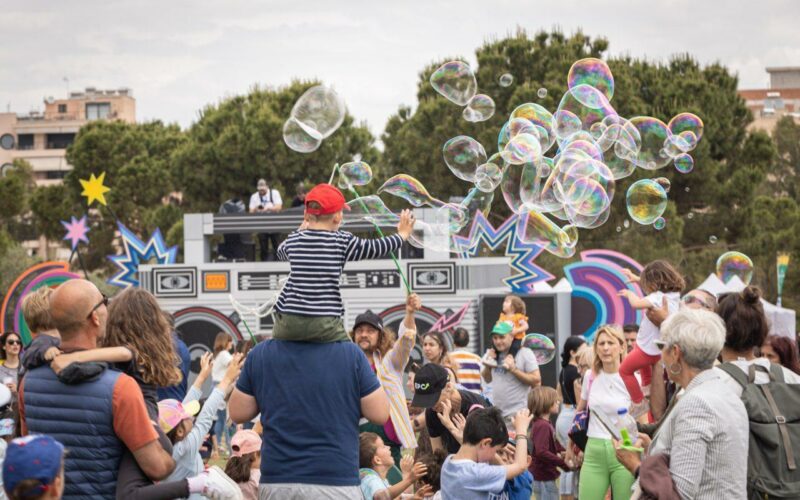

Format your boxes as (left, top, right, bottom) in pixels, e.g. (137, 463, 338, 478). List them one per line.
(386, 456, 428, 499)
(621, 268, 640, 283)
(50, 347, 133, 374)
(618, 289, 653, 310)
(183, 352, 213, 404)
(21, 335, 60, 370)
(174, 353, 244, 457)
(511, 319, 528, 337)
(345, 210, 414, 262)
(505, 409, 534, 479)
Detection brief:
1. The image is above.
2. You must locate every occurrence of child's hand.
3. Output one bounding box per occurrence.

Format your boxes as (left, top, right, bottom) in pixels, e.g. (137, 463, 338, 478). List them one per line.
(512, 408, 533, 436)
(451, 412, 466, 433)
(406, 293, 421, 314)
(621, 268, 640, 283)
(413, 484, 433, 499)
(43, 347, 62, 362)
(221, 353, 244, 388)
(485, 349, 496, 360)
(618, 289, 636, 301)
(397, 209, 416, 240)
(50, 353, 78, 375)
(199, 352, 213, 378)
(502, 354, 516, 372)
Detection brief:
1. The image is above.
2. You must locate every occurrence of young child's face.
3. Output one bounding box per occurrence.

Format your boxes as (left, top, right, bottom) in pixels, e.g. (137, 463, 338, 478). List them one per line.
(502, 298, 513, 313)
(550, 401, 560, 415)
(373, 437, 394, 467)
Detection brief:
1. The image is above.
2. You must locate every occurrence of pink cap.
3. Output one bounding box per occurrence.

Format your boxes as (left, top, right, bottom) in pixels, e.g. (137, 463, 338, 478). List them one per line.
(157, 399, 200, 434)
(231, 429, 262, 457)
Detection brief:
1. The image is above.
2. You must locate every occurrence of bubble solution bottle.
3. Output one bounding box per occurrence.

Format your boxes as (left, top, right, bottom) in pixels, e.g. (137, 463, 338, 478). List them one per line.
(615, 408, 639, 446)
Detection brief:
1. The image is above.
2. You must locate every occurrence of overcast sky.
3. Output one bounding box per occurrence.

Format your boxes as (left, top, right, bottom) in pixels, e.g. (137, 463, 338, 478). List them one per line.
(1, 0, 798, 137)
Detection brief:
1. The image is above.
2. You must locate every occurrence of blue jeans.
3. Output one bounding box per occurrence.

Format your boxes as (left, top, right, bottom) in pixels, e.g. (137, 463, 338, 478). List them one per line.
(533, 480, 558, 500)
(213, 407, 234, 453)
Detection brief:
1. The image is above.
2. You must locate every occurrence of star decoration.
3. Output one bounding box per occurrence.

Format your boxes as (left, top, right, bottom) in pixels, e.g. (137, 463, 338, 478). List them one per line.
(107, 222, 178, 288)
(61, 215, 90, 250)
(79, 172, 111, 206)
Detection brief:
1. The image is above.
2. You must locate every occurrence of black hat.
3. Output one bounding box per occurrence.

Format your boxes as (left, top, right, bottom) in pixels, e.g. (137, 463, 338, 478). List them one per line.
(353, 310, 383, 332)
(411, 364, 449, 408)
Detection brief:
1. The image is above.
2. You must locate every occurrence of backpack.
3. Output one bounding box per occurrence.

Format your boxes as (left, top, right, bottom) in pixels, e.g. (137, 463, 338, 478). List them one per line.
(718, 362, 800, 499)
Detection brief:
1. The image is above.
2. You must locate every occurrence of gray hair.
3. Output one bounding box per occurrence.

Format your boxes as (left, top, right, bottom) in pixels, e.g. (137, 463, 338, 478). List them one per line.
(661, 308, 726, 370)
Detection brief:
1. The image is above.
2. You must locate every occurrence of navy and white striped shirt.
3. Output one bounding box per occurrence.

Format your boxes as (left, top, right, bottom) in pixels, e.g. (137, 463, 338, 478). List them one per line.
(275, 230, 403, 317)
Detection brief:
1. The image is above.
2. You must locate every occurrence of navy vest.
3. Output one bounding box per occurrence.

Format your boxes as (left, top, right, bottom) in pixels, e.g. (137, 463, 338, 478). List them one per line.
(24, 365, 125, 499)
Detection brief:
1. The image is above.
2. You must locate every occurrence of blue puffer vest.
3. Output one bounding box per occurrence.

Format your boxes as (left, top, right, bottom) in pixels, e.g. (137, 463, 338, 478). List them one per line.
(24, 365, 125, 499)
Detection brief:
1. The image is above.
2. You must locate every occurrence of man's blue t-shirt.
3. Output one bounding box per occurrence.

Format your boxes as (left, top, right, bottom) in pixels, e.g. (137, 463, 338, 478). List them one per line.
(157, 332, 191, 401)
(237, 340, 381, 486)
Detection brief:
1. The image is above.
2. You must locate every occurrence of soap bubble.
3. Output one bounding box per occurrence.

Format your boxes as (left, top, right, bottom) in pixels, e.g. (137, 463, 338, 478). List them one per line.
(430, 61, 477, 106)
(408, 220, 453, 253)
(282, 117, 322, 153)
(674, 153, 694, 174)
(616, 226, 622, 232)
(553, 84, 617, 143)
(523, 333, 556, 364)
(475, 161, 504, 192)
(687, 212, 694, 220)
(508, 103, 556, 152)
(655, 177, 671, 193)
(567, 58, 615, 100)
(716, 251, 754, 285)
(709, 235, 718, 244)
(378, 174, 435, 207)
(443, 136, 487, 182)
(517, 210, 578, 258)
(344, 195, 398, 226)
(289, 85, 346, 138)
(668, 113, 704, 149)
(621, 116, 672, 170)
(623, 219, 630, 228)
(337, 161, 373, 189)
(463, 94, 496, 122)
(499, 73, 514, 87)
(626, 179, 668, 225)
(537, 88, 548, 98)
(653, 217, 666, 230)
(503, 133, 543, 165)
(501, 161, 539, 213)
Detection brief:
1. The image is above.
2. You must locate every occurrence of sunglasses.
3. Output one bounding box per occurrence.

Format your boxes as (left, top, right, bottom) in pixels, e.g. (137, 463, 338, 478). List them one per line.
(86, 294, 109, 319)
(5, 340, 20, 346)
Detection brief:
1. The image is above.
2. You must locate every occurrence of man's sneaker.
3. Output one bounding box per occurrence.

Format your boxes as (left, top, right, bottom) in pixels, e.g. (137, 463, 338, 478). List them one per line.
(202, 466, 243, 500)
(629, 399, 650, 419)
(482, 353, 498, 368)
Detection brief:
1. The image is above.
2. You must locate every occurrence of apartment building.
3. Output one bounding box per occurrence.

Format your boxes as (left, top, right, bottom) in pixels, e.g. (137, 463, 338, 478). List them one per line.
(738, 67, 800, 132)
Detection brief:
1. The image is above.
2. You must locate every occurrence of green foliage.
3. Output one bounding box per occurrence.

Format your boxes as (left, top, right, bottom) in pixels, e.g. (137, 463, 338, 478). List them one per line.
(0, 160, 35, 222)
(0, 235, 37, 295)
(172, 82, 379, 212)
(30, 184, 77, 240)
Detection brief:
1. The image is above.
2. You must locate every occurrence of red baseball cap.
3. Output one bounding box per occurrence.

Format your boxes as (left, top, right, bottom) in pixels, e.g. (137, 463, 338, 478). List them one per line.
(305, 183, 350, 215)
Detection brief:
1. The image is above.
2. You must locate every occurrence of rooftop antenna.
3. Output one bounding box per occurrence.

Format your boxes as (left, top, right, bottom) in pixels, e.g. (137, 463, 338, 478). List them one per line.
(63, 76, 69, 96)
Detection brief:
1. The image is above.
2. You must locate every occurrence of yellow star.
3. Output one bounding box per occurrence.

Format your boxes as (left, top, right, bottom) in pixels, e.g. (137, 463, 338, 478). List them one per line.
(79, 172, 111, 206)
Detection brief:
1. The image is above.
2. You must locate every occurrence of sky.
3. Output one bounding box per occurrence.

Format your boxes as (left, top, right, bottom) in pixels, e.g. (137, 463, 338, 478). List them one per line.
(1, 0, 798, 137)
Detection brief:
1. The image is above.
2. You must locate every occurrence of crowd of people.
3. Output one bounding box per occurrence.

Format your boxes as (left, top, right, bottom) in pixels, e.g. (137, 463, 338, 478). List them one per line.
(0, 182, 798, 500)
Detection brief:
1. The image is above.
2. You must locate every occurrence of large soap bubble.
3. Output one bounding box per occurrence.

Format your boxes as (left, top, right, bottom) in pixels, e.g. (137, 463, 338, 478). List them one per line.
(620, 117, 672, 170)
(716, 251, 754, 285)
(626, 179, 668, 225)
(290, 85, 345, 138)
(509, 103, 556, 152)
(283, 117, 322, 153)
(567, 58, 615, 101)
(337, 161, 373, 189)
(430, 61, 478, 106)
(344, 195, 398, 226)
(463, 94, 496, 122)
(378, 174, 436, 207)
(443, 136, 488, 182)
(517, 210, 578, 258)
(553, 84, 617, 143)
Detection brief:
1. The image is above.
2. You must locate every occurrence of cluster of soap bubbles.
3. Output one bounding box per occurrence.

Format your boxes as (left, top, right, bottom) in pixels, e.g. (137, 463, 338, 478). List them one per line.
(431, 61, 496, 123)
(287, 57, 706, 257)
(283, 86, 346, 153)
(716, 251, 754, 285)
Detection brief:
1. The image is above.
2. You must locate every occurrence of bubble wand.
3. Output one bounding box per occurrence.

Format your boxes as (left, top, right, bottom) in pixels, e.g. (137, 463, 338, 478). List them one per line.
(332, 164, 411, 294)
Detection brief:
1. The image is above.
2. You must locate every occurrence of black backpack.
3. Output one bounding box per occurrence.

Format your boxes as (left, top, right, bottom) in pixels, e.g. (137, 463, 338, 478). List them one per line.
(718, 362, 800, 499)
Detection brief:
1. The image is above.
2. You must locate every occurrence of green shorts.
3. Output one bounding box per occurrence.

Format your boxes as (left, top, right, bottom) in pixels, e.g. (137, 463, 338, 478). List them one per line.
(272, 312, 350, 343)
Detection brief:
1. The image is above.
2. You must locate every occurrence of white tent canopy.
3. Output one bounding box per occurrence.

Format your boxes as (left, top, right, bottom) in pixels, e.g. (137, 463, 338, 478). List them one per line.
(697, 273, 796, 340)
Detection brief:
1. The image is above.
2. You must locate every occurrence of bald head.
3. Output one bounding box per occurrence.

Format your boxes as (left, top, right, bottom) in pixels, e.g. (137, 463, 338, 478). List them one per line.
(50, 279, 104, 342)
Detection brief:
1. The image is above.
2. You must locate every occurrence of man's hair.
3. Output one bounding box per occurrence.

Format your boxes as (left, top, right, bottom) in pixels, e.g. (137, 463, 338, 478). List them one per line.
(358, 432, 381, 468)
(528, 386, 559, 417)
(451, 327, 469, 348)
(348, 326, 396, 357)
(22, 288, 55, 333)
(622, 324, 639, 334)
(462, 407, 508, 446)
(305, 201, 337, 223)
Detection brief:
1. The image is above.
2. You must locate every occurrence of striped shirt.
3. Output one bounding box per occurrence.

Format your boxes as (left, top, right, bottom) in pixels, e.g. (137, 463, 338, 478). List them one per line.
(276, 230, 403, 317)
(451, 349, 483, 394)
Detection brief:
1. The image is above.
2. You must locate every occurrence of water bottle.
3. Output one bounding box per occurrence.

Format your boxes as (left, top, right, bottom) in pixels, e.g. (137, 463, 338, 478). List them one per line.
(615, 408, 638, 446)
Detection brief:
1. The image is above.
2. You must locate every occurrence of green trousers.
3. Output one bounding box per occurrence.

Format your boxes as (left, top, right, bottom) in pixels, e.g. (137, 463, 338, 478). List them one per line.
(578, 437, 635, 500)
(272, 312, 349, 343)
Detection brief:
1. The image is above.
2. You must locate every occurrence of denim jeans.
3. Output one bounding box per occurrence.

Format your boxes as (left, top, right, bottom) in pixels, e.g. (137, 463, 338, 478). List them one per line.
(213, 407, 234, 453)
(533, 480, 559, 500)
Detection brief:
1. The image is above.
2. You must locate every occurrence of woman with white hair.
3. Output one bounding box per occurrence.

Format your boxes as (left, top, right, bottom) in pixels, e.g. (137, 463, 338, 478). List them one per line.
(615, 307, 749, 499)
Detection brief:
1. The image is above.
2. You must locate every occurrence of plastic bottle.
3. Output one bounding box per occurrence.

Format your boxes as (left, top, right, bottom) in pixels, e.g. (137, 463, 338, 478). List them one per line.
(615, 408, 638, 446)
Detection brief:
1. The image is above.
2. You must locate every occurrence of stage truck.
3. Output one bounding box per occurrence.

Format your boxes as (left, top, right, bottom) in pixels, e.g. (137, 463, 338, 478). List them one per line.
(138, 207, 579, 387)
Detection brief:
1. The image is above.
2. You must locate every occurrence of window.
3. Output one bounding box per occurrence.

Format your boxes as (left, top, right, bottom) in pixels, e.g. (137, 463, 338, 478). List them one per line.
(85, 102, 111, 120)
(46, 133, 75, 149)
(45, 170, 68, 180)
(17, 134, 33, 150)
(57, 104, 67, 113)
(0, 134, 13, 150)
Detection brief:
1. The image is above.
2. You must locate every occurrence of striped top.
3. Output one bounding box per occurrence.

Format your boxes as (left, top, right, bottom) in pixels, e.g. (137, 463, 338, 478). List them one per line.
(450, 349, 483, 394)
(372, 322, 417, 449)
(276, 229, 403, 317)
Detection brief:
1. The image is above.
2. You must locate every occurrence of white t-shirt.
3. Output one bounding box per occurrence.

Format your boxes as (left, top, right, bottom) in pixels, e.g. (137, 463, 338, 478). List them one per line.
(212, 350, 233, 383)
(714, 357, 800, 397)
(637, 291, 680, 355)
(582, 370, 631, 440)
(249, 189, 283, 212)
